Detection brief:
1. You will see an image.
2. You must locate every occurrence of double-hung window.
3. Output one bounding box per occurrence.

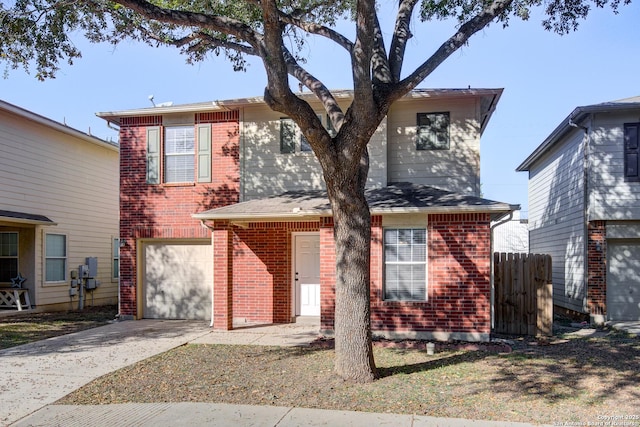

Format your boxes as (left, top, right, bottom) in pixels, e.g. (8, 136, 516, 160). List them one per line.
(112, 238, 120, 280)
(384, 229, 427, 301)
(417, 112, 450, 150)
(165, 126, 195, 183)
(146, 124, 212, 184)
(0, 232, 18, 284)
(45, 233, 66, 282)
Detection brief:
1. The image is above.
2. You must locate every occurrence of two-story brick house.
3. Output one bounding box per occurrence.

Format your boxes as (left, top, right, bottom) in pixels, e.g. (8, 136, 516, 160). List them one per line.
(518, 96, 640, 323)
(99, 88, 515, 341)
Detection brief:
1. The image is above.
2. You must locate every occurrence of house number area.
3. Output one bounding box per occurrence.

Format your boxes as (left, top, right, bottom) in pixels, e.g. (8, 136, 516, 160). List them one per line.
(552, 415, 640, 427)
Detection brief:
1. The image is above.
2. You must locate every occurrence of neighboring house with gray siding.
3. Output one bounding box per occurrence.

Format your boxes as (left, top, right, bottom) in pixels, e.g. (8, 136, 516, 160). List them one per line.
(517, 96, 640, 323)
(0, 100, 119, 312)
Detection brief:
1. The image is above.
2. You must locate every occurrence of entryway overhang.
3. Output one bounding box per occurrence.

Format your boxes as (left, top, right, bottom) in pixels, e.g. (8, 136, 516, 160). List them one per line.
(0, 210, 57, 226)
(192, 183, 518, 223)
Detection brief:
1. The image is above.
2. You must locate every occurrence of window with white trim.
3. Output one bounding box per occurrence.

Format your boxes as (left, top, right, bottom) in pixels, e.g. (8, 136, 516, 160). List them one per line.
(112, 238, 120, 280)
(45, 233, 66, 282)
(384, 229, 427, 301)
(0, 232, 18, 284)
(165, 125, 195, 183)
(146, 124, 212, 185)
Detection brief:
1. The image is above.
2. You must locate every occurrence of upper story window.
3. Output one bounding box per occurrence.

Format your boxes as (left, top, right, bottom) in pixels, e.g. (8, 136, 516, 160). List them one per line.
(624, 123, 640, 182)
(417, 112, 450, 150)
(45, 233, 66, 282)
(146, 124, 212, 184)
(0, 232, 18, 284)
(165, 126, 195, 183)
(384, 228, 427, 301)
(280, 115, 336, 154)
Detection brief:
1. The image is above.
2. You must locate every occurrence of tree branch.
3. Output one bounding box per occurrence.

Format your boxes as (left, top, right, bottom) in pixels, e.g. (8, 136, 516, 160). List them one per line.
(141, 29, 257, 56)
(370, 10, 393, 86)
(112, 0, 261, 48)
(278, 13, 354, 52)
(351, 0, 376, 108)
(283, 48, 345, 131)
(389, 0, 419, 81)
(394, 0, 514, 100)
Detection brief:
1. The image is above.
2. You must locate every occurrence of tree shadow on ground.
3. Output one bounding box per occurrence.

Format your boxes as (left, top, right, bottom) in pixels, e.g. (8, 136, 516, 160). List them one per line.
(488, 331, 640, 405)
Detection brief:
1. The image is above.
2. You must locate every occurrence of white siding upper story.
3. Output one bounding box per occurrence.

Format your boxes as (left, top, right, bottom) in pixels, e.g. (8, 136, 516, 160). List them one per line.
(527, 127, 586, 313)
(240, 101, 387, 200)
(0, 101, 119, 309)
(239, 94, 483, 200)
(588, 111, 640, 221)
(387, 96, 481, 196)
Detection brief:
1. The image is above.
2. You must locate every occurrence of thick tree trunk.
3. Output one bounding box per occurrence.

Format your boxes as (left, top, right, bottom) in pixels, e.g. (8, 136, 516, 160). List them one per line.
(327, 165, 377, 383)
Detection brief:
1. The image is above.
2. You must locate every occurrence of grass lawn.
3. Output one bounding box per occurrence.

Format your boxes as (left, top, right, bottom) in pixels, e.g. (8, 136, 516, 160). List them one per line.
(0, 305, 117, 349)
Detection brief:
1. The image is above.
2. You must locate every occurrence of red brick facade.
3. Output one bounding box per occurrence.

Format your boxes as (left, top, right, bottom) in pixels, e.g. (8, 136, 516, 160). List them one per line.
(587, 221, 607, 319)
(369, 213, 491, 338)
(212, 213, 493, 340)
(120, 116, 493, 338)
(119, 112, 240, 318)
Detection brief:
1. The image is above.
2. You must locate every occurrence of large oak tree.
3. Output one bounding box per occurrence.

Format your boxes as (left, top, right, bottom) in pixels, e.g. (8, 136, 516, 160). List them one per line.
(0, 0, 628, 382)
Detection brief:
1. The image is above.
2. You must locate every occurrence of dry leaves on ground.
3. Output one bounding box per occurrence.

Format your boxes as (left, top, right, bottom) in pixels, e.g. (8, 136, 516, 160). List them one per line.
(59, 328, 640, 426)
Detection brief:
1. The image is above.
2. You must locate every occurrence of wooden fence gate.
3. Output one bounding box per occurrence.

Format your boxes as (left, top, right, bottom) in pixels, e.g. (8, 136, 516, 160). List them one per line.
(494, 253, 553, 336)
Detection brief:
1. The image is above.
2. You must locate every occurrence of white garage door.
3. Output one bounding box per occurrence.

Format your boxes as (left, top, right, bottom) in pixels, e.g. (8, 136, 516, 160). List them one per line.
(607, 241, 640, 321)
(143, 241, 213, 320)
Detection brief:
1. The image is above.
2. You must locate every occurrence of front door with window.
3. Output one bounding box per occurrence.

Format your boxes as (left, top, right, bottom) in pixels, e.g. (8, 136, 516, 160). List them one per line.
(294, 234, 320, 316)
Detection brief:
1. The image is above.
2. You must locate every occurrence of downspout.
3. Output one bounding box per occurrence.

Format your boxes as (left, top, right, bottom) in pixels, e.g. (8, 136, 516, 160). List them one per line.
(200, 219, 216, 327)
(490, 210, 514, 331)
(569, 115, 593, 321)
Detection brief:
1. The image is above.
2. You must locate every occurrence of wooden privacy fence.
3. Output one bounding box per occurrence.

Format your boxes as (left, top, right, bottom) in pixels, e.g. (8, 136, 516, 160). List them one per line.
(494, 253, 553, 336)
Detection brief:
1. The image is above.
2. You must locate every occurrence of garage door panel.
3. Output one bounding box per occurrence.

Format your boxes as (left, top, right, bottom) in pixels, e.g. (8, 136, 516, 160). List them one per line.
(607, 242, 640, 321)
(144, 242, 212, 320)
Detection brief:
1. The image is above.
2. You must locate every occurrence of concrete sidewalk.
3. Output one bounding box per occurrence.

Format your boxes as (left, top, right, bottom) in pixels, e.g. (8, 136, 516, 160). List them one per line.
(2, 319, 553, 427)
(13, 402, 548, 427)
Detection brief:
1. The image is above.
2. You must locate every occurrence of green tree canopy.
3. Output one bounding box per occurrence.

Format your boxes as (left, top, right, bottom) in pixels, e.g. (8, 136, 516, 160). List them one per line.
(1, 0, 629, 383)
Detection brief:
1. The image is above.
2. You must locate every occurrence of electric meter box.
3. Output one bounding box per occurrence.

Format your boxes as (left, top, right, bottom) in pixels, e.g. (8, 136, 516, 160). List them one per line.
(85, 257, 98, 278)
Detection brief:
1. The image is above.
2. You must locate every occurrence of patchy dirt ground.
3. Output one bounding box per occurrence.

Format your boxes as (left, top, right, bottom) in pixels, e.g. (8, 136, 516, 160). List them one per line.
(59, 324, 640, 426)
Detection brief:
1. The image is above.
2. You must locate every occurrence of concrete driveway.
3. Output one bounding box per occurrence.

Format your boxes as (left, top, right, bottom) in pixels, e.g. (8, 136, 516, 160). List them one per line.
(0, 320, 208, 425)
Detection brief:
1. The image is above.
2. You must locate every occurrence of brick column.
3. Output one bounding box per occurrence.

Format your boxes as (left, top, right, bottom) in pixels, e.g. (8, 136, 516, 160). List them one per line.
(587, 221, 607, 324)
(319, 217, 335, 333)
(213, 224, 233, 330)
(370, 216, 383, 302)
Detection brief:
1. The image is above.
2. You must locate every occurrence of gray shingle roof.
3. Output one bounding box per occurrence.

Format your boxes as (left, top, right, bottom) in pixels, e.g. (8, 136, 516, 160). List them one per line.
(193, 183, 516, 222)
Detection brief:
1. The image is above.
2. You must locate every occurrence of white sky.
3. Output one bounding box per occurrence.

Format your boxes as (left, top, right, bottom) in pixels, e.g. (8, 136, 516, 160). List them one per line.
(2, 1, 639, 215)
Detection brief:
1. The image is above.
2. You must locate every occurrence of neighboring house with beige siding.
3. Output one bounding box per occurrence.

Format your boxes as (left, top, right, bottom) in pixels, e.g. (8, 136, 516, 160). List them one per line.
(99, 88, 517, 342)
(0, 100, 119, 312)
(518, 96, 640, 323)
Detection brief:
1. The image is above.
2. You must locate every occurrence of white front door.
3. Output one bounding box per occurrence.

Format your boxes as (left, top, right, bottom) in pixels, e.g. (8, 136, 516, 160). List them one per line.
(295, 234, 320, 316)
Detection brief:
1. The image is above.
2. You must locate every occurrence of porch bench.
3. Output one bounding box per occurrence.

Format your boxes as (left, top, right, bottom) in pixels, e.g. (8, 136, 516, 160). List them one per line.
(0, 288, 32, 311)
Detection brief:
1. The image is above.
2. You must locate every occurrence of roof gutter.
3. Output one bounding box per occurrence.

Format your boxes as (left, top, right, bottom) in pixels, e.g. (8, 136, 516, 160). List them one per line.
(192, 203, 518, 222)
(1, 100, 117, 152)
(517, 102, 640, 171)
